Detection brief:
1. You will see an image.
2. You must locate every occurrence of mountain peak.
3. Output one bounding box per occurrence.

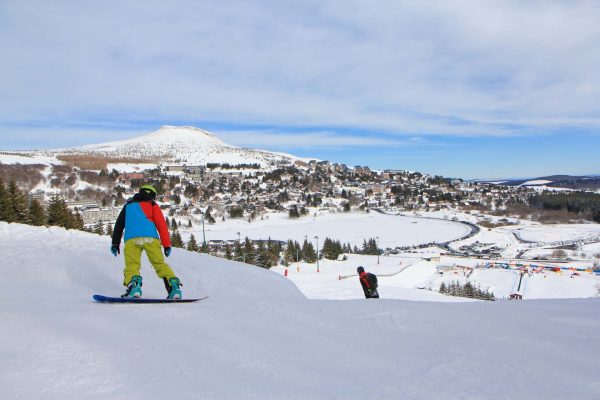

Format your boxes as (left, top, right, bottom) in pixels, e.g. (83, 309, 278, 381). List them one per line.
(142, 125, 228, 146)
(64, 125, 302, 167)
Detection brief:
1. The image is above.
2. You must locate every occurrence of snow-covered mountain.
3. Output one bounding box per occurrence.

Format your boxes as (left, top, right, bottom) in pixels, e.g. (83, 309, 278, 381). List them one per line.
(2, 222, 600, 400)
(55, 125, 307, 167)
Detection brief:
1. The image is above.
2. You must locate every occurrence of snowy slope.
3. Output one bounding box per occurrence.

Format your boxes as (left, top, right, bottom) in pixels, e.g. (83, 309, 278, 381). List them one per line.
(1, 222, 600, 400)
(56, 125, 305, 166)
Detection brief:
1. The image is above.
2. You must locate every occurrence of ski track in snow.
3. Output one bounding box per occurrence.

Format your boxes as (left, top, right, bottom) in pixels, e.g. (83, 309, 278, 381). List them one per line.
(1, 222, 600, 400)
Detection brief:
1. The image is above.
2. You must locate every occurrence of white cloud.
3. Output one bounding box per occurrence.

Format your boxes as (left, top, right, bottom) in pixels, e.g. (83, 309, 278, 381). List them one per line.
(1, 0, 599, 138)
(215, 129, 430, 149)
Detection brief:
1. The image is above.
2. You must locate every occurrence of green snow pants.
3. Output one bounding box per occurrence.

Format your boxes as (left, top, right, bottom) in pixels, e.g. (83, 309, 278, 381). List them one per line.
(123, 237, 176, 286)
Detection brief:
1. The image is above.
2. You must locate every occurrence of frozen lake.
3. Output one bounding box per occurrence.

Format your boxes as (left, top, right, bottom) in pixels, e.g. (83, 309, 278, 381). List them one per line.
(184, 211, 472, 248)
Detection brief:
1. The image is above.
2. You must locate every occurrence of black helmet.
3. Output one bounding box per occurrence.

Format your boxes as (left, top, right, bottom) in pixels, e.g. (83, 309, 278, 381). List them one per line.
(357, 266, 365, 274)
(140, 184, 157, 199)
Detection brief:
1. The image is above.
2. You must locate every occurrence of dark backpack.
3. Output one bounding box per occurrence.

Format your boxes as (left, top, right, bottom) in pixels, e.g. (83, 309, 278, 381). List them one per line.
(367, 273, 378, 289)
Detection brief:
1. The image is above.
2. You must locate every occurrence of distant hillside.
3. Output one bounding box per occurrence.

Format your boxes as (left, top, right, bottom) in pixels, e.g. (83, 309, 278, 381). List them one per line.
(1, 126, 309, 169)
(483, 175, 600, 191)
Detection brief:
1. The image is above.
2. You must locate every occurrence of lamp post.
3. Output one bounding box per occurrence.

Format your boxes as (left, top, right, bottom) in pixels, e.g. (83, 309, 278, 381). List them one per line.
(201, 212, 206, 251)
(376, 236, 380, 265)
(314, 235, 319, 273)
(236, 231, 245, 263)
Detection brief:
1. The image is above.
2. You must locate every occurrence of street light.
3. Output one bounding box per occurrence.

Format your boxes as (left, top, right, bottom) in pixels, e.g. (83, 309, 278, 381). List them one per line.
(314, 235, 319, 273)
(376, 236, 380, 265)
(200, 211, 206, 251)
(236, 231, 245, 263)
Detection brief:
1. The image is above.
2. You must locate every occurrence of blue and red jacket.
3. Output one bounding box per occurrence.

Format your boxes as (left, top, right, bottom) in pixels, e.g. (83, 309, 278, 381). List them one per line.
(112, 192, 171, 248)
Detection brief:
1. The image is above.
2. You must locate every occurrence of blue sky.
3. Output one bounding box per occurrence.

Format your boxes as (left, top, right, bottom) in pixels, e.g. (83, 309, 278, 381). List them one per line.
(1, 1, 599, 179)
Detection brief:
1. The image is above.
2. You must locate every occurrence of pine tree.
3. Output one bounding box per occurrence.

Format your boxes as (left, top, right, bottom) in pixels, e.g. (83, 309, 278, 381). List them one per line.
(439, 282, 447, 294)
(93, 221, 105, 235)
(255, 241, 271, 269)
(8, 180, 29, 223)
(106, 224, 114, 237)
(288, 205, 300, 218)
(233, 240, 243, 262)
(369, 238, 378, 255)
(46, 195, 84, 230)
(187, 234, 199, 252)
(72, 212, 84, 230)
(322, 238, 334, 259)
(243, 237, 255, 264)
(464, 282, 474, 298)
(0, 178, 14, 222)
(362, 239, 369, 254)
(205, 209, 216, 224)
(46, 195, 69, 228)
(302, 239, 317, 263)
(285, 240, 293, 263)
(171, 230, 184, 248)
(284, 240, 295, 263)
(28, 198, 46, 226)
(224, 243, 233, 260)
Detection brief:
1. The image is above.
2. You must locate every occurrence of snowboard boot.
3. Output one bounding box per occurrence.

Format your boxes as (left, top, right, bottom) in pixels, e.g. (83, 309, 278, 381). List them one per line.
(164, 277, 182, 299)
(122, 275, 143, 298)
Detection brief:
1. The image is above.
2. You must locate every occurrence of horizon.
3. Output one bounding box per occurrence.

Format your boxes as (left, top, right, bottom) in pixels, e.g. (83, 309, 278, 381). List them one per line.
(1, 2, 599, 179)
(1, 124, 598, 181)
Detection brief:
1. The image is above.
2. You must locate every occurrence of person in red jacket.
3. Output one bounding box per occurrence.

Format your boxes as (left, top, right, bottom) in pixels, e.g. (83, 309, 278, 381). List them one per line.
(357, 266, 379, 299)
(111, 184, 182, 299)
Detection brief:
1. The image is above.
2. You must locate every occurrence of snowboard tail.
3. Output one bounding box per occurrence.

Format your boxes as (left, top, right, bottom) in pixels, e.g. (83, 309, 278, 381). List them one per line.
(93, 294, 208, 303)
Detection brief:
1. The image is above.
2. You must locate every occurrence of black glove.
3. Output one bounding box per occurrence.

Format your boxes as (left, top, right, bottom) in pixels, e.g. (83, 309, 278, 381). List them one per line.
(110, 245, 120, 256)
(164, 247, 171, 257)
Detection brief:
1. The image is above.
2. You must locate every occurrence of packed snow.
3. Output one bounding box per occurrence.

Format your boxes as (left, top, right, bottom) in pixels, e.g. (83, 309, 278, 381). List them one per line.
(1, 222, 600, 400)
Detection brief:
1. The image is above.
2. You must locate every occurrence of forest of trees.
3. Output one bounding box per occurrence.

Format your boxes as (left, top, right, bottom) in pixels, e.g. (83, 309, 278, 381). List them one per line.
(206, 163, 260, 170)
(282, 239, 317, 264)
(0, 178, 85, 231)
(528, 191, 600, 222)
(439, 281, 496, 301)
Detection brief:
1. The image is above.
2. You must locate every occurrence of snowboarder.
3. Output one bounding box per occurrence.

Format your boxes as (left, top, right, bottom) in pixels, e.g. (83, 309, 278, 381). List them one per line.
(111, 184, 182, 299)
(357, 266, 379, 298)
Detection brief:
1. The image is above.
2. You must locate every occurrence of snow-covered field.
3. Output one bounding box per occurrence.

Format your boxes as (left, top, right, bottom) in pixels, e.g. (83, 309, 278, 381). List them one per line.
(0, 152, 61, 165)
(271, 252, 600, 301)
(185, 211, 471, 248)
(2, 222, 600, 400)
(515, 224, 600, 243)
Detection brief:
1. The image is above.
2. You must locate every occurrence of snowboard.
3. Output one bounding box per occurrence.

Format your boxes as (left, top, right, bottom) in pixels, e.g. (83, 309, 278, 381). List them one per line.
(93, 294, 208, 303)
